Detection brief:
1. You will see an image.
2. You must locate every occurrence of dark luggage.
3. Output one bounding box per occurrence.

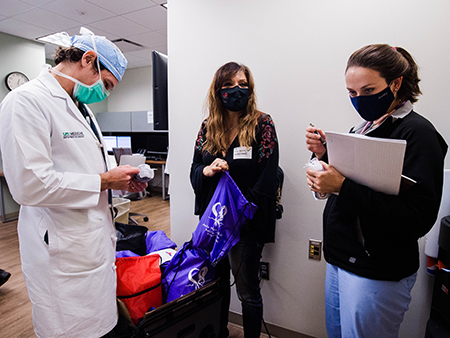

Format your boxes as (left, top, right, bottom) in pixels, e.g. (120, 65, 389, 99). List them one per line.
(115, 222, 148, 256)
(426, 216, 450, 337)
(108, 280, 223, 338)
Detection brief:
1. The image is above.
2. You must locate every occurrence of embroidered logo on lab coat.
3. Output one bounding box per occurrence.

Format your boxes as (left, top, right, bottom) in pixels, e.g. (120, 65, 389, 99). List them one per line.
(62, 131, 84, 139)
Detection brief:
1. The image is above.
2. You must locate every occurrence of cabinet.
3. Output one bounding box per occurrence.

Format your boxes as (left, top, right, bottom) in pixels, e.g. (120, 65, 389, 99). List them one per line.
(96, 111, 160, 132)
(131, 111, 154, 132)
(96, 111, 131, 132)
(95, 111, 168, 158)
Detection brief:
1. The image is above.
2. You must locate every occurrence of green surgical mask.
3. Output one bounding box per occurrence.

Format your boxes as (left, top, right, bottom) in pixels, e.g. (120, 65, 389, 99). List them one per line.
(51, 68, 110, 104)
(73, 78, 109, 104)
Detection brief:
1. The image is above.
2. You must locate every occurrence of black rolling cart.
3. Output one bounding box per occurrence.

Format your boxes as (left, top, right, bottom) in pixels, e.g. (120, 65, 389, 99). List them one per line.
(426, 216, 450, 338)
(110, 280, 223, 338)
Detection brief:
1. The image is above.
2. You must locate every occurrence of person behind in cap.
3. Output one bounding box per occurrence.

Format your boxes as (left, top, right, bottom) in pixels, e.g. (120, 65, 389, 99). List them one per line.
(0, 29, 146, 338)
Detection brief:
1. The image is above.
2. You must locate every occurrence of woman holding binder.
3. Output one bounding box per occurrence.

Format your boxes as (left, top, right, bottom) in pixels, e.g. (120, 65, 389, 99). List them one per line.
(305, 44, 447, 338)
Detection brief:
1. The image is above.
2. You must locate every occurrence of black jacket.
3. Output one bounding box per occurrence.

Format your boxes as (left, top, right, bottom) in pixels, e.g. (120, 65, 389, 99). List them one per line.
(323, 109, 447, 281)
(190, 112, 279, 243)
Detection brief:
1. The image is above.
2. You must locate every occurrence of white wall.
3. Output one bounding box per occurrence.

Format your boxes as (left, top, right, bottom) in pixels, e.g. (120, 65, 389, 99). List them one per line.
(107, 66, 153, 112)
(0, 32, 45, 101)
(0, 32, 45, 214)
(168, 1, 450, 337)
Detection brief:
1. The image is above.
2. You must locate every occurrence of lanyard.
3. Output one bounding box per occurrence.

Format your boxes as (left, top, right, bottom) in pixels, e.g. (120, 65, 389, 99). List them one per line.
(78, 103, 113, 215)
(359, 101, 406, 135)
(360, 121, 373, 135)
(79, 102, 101, 141)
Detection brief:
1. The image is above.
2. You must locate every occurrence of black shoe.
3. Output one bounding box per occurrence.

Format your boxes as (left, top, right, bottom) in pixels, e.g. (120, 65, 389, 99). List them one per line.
(218, 327, 229, 338)
(0, 269, 11, 287)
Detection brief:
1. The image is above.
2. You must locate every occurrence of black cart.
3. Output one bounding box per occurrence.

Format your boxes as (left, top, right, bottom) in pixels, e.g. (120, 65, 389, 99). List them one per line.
(110, 280, 223, 338)
(426, 216, 450, 338)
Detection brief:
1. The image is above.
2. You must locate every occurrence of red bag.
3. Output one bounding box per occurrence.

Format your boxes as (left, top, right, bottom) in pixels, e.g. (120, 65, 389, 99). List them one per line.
(116, 254, 162, 325)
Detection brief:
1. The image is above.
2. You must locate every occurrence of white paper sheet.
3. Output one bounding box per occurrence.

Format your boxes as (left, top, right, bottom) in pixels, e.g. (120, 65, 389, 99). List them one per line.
(325, 131, 407, 195)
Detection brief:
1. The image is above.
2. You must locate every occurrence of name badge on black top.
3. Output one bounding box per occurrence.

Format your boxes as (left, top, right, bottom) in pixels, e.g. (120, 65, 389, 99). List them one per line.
(233, 146, 252, 160)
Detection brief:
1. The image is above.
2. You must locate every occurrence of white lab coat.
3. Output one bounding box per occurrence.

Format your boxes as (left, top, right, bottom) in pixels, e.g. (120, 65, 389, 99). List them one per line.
(0, 66, 117, 338)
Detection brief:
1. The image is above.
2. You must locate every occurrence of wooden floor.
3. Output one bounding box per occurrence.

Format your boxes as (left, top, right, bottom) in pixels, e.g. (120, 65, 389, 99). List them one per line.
(0, 192, 261, 338)
(126, 191, 171, 238)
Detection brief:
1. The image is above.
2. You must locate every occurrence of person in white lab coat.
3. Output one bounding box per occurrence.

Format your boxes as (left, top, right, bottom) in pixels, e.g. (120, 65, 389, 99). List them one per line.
(0, 30, 146, 338)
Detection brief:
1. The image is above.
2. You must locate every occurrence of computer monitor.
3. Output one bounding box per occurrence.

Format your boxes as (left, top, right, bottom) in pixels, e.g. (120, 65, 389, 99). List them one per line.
(152, 51, 168, 130)
(117, 136, 132, 149)
(112, 147, 133, 165)
(146, 133, 168, 155)
(103, 136, 117, 152)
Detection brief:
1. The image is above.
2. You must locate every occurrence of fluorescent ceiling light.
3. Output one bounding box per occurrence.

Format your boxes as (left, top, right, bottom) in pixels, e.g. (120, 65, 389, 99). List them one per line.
(37, 32, 71, 47)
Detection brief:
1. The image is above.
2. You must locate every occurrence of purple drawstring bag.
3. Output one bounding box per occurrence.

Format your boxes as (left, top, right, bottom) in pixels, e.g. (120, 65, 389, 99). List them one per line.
(161, 172, 257, 303)
(115, 231, 176, 258)
(192, 171, 257, 265)
(115, 250, 140, 259)
(145, 230, 177, 254)
(161, 241, 215, 303)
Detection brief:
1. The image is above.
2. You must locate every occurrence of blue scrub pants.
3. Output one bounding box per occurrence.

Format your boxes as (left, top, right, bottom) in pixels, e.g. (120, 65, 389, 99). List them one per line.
(325, 263, 417, 338)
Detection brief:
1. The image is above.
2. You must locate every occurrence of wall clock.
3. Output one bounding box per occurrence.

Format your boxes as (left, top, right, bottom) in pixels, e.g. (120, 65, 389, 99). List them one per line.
(5, 71, 29, 91)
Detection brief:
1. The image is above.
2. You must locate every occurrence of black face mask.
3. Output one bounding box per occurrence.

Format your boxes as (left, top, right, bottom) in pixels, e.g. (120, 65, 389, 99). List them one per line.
(350, 85, 395, 121)
(220, 86, 250, 112)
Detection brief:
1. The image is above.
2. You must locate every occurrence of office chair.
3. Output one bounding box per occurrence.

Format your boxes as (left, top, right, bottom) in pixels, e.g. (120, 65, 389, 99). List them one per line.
(116, 154, 150, 225)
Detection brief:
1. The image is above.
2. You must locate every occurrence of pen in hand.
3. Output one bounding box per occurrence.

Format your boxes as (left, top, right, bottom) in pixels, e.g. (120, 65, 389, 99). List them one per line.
(309, 123, 326, 147)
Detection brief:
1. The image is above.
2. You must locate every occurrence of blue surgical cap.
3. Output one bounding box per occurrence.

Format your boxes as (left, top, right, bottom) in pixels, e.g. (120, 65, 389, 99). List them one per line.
(71, 35, 127, 82)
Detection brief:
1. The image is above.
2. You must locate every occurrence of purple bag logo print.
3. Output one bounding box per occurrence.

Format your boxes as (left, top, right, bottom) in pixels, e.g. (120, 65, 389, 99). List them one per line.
(211, 202, 227, 227)
(188, 266, 209, 290)
(207, 202, 227, 238)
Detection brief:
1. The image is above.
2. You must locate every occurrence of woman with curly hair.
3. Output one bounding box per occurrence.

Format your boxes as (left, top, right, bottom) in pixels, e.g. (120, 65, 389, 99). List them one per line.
(191, 61, 279, 338)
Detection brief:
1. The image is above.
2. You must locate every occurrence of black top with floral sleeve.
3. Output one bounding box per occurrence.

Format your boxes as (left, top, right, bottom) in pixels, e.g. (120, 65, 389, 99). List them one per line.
(190, 112, 279, 243)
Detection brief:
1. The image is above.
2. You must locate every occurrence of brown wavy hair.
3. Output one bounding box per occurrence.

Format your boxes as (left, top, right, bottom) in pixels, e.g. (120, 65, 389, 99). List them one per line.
(203, 62, 260, 155)
(346, 44, 421, 103)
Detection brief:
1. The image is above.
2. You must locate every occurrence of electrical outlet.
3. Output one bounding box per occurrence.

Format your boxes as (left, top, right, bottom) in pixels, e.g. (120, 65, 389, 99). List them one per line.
(260, 262, 270, 280)
(309, 239, 322, 260)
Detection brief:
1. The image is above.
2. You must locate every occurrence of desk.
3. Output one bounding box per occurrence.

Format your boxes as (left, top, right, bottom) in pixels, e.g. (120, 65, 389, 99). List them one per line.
(146, 160, 169, 200)
(0, 171, 18, 223)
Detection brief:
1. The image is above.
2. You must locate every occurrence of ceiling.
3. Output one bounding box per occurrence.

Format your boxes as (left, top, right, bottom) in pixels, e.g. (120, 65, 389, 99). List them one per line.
(0, 0, 167, 69)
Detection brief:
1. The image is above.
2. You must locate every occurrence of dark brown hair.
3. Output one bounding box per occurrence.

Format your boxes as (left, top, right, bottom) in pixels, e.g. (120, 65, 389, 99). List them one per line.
(346, 44, 421, 103)
(54, 46, 105, 72)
